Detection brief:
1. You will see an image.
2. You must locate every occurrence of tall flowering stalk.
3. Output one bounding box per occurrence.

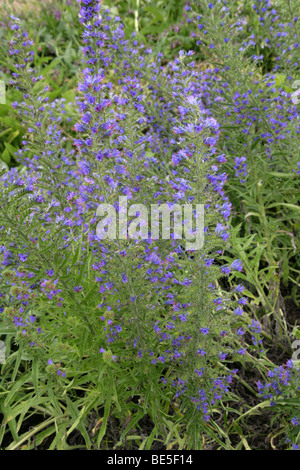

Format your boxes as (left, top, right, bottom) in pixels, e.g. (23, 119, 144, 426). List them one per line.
(75, 0, 248, 427)
(0, 3, 250, 449)
(183, 1, 300, 322)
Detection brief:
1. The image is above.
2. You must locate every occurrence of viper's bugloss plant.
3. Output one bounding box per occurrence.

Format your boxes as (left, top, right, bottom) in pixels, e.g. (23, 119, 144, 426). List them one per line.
(181, 0, 300, 337)
(0, 1, 287, 451)
(256, 359, 300, 450)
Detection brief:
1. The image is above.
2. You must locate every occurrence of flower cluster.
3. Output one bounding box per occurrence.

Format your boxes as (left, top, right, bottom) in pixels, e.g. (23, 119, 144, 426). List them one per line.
(257, 360, 300, 449)
(185, 0, 300, 179)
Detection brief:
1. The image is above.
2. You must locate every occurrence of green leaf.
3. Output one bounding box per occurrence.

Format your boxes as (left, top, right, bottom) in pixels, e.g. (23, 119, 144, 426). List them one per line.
(32, 358, 39, 396)
(65, 396, 91, 449)
(1, 148, 11, 164)
(4, 141, 17, 157)
(96, 391, 112, 447)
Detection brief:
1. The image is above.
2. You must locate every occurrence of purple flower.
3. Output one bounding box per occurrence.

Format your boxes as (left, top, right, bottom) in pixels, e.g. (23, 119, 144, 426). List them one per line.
(231, 259, 243, 271)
